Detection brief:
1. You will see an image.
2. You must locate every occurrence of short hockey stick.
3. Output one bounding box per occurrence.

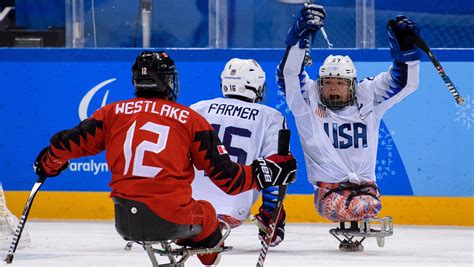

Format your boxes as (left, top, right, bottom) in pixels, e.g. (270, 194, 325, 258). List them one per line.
(320, 27, 333, 48)
(256, 129, 291, 267)
(4, 177, 46, 264)
(307, 0, 333, 50)
(303, 0, 333, 66)
(304, 26, 332, 66)
(413, 36, 464, 105)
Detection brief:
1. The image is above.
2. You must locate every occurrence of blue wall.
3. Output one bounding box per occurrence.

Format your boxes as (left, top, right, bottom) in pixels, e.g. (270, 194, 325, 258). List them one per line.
(0, 48, 472, 197)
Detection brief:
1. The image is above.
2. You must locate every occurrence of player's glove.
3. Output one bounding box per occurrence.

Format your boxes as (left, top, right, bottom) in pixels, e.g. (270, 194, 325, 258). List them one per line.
(254, 207, 286, 247)
(34, 146, 69, 179)
(387, 15, 423, 62)
(251, 154, 296, 189)
(285, 3, 326, 48)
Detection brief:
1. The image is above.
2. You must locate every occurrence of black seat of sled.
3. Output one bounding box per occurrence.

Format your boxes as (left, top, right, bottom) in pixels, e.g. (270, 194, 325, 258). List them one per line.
(113, 196, 202, 242)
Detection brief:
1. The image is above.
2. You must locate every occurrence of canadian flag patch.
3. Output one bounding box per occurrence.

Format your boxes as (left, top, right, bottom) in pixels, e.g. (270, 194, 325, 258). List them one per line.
(217, 145, 228, 155)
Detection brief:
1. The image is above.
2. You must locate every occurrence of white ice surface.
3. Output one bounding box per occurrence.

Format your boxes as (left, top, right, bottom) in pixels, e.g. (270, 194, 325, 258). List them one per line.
(1, 221, 473, 267)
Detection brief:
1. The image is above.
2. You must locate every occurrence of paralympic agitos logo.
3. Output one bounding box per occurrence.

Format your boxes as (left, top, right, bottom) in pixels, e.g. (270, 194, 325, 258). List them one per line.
(71, 78, 117, 175)
(78, 78, 116, 121)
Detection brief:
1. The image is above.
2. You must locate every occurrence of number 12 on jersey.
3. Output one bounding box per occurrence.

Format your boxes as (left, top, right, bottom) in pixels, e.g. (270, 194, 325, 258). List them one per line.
(123, 121, 170, 178)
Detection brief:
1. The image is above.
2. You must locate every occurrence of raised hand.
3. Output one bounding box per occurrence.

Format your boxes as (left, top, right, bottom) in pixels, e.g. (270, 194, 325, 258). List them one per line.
(387, 15, 423, 62)
(286, 3, 326, 48)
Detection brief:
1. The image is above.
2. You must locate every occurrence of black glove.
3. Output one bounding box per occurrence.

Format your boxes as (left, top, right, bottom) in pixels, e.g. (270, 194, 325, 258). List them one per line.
(387, 15, 423, 62)
(252, 154, 296, 189)
(34, 146, 69, 179)
(285, 3, 326, 48)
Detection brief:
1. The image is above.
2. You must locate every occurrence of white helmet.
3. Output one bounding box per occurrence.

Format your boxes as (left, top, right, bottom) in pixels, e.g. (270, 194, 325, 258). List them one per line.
(221, 58, 266, 103)
(318, 55, 357, 110)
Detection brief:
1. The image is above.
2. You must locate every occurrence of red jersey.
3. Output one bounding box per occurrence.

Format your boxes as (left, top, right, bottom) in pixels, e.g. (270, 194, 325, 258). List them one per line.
(48, 97, 257, 224)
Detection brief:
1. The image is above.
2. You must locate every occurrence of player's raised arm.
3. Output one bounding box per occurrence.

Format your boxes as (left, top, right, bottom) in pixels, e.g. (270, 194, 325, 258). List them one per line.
(365, 16, 422, 116)
(276, 4, 326, 116)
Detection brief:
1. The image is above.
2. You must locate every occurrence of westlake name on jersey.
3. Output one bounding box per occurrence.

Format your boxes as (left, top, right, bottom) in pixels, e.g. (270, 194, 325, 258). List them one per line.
(44, 97, 258, 225)
(279, 45, 419, 185)
(191, 97, 285, 221)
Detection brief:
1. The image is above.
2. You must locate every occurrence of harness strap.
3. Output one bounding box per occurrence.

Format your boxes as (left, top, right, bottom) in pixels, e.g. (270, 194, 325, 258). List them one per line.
(321, 183, 379, 208)
(344, 189, 379, 208)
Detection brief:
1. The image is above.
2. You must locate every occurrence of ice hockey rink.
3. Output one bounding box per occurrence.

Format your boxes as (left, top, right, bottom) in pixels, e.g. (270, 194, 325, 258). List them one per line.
(2, 221, 472, 267)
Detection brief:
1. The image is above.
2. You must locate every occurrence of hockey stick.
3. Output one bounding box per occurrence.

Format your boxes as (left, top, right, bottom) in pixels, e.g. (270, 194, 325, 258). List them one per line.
(304, 0, 333, 66)
(304, 27, 333, 66)
(4, 177, 46, 264)
(256, 129, 291, 267)
(320, 27, 333, 48)
(412, 36, 464, 105)
(307, 0, 333, 49)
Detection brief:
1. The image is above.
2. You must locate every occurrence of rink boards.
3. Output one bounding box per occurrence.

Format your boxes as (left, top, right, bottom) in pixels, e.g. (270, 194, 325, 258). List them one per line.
(0, 48, 472, 225)
(4, 191, 473, 226)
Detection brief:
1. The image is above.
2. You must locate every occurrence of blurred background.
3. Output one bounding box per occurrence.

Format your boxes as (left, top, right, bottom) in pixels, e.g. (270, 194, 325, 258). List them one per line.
(0, 0, 473, 48)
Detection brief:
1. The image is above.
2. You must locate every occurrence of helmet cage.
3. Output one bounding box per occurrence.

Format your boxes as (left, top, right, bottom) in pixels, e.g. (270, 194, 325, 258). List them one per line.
(317, 77, 356, 110)
(317, 55, 357, 110)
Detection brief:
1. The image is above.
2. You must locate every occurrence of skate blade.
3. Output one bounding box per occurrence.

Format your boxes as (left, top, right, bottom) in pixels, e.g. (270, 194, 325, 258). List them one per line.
(331, 217, 393, 238)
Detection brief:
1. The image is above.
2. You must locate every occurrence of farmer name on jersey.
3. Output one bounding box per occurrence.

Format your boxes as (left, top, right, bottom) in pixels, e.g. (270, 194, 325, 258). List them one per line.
(323, 122, 368, 149)
(207, 103, 259, 121)
(115, 100, 189, 124)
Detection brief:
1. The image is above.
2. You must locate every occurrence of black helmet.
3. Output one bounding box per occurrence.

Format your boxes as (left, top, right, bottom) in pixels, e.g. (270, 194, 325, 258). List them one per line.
(131, 51, 180, 101)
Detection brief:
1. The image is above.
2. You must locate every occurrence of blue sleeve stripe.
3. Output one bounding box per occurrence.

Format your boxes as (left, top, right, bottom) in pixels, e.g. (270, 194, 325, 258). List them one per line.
(386, 61, 408, 98)
(277, 46, 308, 97)
(276, 47, 292, 96)
(298, 72, 306, 87)
(276, 67, 286, 96)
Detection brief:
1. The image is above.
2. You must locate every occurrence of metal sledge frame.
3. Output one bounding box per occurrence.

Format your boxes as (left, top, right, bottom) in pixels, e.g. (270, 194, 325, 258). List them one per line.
(126, 221, 233, 267)
(329, 216, 393, 251)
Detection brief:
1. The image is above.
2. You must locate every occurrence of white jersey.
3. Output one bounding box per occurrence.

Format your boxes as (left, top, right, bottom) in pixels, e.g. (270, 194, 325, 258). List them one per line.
(279, 44, 419, 186)
(190, 97, 286, 221)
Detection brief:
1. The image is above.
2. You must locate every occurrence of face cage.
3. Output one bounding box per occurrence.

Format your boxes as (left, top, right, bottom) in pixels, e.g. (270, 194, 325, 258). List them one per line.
(134, 71, 180, 101)
(317, 77, 356, 111)
(168, 71, 180, 101)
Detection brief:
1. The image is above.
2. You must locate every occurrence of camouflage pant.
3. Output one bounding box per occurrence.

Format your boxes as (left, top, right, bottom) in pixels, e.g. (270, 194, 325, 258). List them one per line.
(314, 181, 382, 222)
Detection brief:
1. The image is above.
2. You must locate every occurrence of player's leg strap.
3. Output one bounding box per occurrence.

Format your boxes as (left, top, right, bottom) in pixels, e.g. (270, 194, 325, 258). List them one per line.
(344, 187, 379, 208)
(319, 182, 380, 208)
